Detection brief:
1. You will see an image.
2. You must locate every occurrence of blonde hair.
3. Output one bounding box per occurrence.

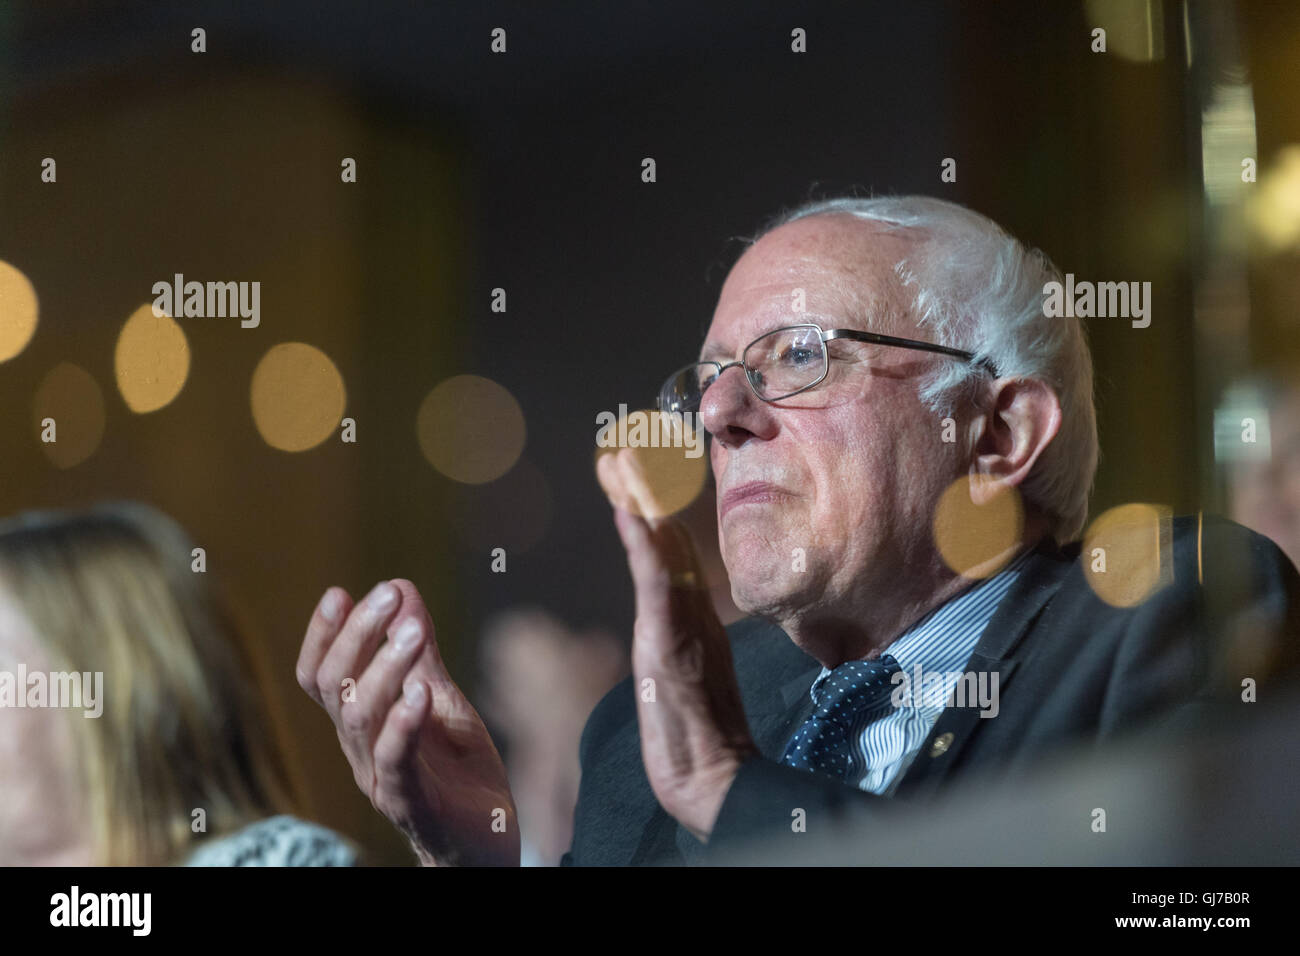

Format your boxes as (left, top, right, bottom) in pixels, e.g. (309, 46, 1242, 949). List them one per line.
(0, 502, 296, 865)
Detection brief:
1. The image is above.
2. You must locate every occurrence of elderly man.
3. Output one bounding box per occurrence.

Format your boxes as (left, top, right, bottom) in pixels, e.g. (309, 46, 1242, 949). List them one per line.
(296, 196, 1299, 866)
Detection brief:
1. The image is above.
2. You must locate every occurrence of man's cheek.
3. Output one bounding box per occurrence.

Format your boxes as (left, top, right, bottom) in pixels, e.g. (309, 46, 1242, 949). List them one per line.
(709, 441, 728, 480)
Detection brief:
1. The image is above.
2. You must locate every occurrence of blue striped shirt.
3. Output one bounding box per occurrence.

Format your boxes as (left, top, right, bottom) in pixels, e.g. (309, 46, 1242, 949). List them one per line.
(798, 549, 1031, 795)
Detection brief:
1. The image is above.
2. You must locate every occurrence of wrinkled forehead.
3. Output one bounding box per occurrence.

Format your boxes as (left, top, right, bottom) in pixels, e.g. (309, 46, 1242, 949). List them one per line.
(700, 215, 916, 361)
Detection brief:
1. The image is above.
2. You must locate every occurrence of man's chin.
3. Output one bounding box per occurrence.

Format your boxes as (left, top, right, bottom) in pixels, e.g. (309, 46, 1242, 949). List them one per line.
(729, 571, 818, 624)
(723, 532, 822, 607)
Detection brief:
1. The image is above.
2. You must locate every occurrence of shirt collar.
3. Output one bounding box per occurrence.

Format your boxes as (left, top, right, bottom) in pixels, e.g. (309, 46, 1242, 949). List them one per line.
(810, 548, 1034, 693)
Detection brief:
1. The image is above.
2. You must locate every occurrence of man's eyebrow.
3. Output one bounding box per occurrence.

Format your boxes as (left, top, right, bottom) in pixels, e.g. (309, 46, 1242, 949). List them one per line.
(698, 340, 731, 362)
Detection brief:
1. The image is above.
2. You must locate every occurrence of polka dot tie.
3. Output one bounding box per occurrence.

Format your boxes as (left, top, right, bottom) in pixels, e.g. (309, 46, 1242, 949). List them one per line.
(780, 654, 902, 781)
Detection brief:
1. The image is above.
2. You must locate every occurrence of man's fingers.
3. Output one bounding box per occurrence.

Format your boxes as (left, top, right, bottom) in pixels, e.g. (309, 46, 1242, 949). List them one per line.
(297, 586, 354, 707)
(596, 451, 636, 513)
(385, 579, 444, 662)
(352, 577, 466, 753)
(598, 446, 676, 519)
(616, 449, 661, 519)
(614, 505, 704, 608)
(343, 613, 429, 746)
(371, 672, 483, 802)
(317, 581, 403, 723)
(373, 679, 432, 799)
(386, 577, 460, 689)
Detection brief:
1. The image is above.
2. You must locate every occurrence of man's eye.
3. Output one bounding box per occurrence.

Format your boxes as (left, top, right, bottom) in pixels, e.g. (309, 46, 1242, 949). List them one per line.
(778, 346, 817, 366)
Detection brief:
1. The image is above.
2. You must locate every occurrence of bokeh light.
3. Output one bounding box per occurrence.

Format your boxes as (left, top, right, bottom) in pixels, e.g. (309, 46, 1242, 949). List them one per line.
(250, 342, 347, 452)
(593, 408, 708, 519)
(1246, 145, 1300, 254)
(1082, 503, 1174, 608)
(417, 375, 526, 484)
(1083, 0, 1164, 63)
(115, 304, 191, 413)
(0, 260, 39, 363)
(33, 362, 106, 468)
(932, 477, 1024, 578)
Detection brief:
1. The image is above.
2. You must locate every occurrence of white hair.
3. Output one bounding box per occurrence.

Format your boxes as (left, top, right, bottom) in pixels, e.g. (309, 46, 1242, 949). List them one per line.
(754, 195, 1098, 543)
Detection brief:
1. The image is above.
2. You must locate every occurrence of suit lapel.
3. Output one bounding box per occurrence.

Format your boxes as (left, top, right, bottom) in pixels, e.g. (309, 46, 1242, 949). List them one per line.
(743, 662, 822, 761)
(893, 539, 1075, 800)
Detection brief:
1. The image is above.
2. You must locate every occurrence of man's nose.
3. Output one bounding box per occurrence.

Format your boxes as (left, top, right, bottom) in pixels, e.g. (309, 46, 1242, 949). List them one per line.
(699, 364, 777, 447)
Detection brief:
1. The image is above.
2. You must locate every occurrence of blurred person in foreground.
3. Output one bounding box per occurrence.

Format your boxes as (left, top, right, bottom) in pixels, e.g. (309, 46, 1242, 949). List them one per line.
(0, 502, 356, 865)
(1220, 367, 1300, 572)
(476, 610, 627, 867)
(298, 195, 1300, 866)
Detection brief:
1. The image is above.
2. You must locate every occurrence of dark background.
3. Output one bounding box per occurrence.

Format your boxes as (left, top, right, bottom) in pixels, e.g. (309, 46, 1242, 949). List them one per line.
(3, 0, 1297, 862)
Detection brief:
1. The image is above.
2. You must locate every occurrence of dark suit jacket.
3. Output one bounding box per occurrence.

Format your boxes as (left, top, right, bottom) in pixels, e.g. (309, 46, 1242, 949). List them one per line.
(561, 515, 1300, 865)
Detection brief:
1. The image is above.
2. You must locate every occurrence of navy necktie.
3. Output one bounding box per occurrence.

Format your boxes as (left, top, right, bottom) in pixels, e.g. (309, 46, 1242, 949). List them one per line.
(780, 653, 902, 782)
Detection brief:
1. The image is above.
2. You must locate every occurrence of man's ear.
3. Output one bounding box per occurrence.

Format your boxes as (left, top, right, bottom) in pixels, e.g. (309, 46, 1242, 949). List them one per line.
(968, 377, 1062, 504)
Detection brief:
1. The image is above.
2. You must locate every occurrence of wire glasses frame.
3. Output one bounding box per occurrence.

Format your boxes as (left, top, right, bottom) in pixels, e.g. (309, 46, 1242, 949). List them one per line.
(657, 323, 998, 415)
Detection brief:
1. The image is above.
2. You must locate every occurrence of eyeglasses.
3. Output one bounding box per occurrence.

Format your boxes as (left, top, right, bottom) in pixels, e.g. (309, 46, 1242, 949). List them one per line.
(658, 322, 997, 415)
